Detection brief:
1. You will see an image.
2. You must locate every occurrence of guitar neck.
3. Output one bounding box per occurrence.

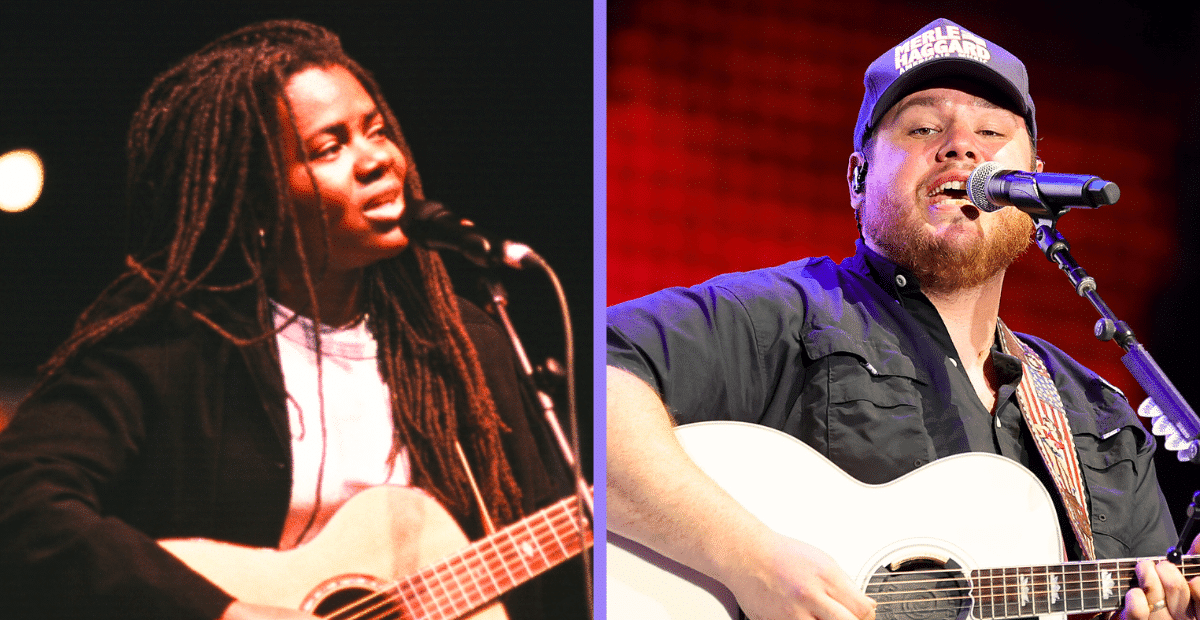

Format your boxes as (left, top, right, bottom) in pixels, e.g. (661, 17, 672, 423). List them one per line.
(965, 556, 1200, 619)
(391, 492, 593, 619)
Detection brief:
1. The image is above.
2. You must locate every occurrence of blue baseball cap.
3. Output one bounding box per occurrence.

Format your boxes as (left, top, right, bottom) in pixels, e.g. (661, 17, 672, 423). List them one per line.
(853, 18, 1036, 153)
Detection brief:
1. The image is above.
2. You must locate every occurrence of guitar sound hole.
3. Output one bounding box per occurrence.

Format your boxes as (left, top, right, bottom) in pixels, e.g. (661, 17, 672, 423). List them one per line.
(865, 558, 971, 620)
(311, 586, 402, 620)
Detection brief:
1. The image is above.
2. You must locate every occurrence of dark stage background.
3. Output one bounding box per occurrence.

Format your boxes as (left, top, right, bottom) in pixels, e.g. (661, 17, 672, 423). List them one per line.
(0, 3, 593, 473)
(608, 0, 1200, 533)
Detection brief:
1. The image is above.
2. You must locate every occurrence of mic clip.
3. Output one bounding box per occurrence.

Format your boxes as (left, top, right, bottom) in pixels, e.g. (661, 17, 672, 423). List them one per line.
(410, 200, 532, 270)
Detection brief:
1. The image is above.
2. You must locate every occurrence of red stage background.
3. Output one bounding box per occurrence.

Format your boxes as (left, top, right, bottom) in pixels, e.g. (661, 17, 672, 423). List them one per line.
(607, 0, 1200, 525)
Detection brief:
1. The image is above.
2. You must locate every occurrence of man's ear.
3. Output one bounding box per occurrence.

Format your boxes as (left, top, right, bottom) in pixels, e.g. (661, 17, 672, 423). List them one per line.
(1035, 157, 1045, 173)
(848, 152, 868, 208)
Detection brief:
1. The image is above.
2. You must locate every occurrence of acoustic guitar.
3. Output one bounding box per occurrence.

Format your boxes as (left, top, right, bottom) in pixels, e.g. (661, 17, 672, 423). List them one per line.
(607, 421, 1197, 620)
(162, 486, 592, 619)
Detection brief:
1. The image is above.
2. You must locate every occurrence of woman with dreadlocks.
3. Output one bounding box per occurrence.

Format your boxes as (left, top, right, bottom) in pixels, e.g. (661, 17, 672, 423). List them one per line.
(0, 20, 583, 620)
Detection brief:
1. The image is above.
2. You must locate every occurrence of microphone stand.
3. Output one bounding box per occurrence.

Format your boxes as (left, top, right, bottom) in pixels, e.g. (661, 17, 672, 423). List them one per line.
(479, 271, 594, 518)
(1031, 209, 1200, 461)
(474, 248, 595, 618)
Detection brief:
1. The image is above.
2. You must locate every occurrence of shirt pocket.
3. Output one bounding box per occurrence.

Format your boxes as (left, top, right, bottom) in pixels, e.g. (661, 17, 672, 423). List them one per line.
(1071, 418, 1146, 554)
(803, 329, 933, 483)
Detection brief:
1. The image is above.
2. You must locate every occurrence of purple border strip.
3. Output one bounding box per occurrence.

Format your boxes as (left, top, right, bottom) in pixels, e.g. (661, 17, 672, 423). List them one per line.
(593, 1, 607, 618)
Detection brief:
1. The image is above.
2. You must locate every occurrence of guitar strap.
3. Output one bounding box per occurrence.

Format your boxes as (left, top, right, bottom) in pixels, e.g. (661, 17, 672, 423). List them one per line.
(996, 318, 1097, 561)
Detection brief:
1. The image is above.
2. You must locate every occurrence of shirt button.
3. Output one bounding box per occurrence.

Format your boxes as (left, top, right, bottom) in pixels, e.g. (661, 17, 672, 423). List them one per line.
(948, 357, 958, 368)
(913, 458, 925, 467)
(895, 274, 908, 288)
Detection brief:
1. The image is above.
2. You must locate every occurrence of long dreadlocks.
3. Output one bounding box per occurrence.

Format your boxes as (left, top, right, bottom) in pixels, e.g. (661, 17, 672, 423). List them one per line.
(34, 19, 521, 529)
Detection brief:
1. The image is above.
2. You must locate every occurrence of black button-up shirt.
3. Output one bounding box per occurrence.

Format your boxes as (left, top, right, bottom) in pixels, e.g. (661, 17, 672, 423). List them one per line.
(608, 240, 1175, 560)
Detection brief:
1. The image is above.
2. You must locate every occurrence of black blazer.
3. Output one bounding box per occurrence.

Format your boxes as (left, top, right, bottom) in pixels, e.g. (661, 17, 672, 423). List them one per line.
(0, 281, 581, 619)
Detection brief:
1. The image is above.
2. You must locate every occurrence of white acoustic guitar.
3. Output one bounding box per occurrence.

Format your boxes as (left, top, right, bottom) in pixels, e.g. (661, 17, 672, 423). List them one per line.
(607, 421, 1198, 620)
(162, 486, 592, 619)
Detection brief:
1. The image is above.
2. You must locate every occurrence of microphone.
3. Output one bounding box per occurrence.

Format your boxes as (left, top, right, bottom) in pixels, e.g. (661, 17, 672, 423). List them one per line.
(407, 200, 532, 269)
(967, 161, 1120, 217)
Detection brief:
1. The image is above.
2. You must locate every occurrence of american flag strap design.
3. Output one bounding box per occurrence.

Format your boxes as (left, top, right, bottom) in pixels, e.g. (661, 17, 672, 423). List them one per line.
(996, 319, 1096, 561)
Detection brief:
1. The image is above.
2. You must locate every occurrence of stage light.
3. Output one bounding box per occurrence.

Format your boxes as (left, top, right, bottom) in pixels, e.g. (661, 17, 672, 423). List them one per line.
(0, 149, 45, 213)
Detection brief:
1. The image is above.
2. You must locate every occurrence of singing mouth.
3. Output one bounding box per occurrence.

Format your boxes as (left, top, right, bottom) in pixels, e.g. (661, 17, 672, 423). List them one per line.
(926, 180, 969, 201)
(363, 191, 405, 222)
(925, 177, 980, 220)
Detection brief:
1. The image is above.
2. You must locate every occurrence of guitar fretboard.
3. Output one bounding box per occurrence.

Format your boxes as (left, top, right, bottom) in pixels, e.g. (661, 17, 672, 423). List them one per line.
(971, 556, 1199, 619)
(870, 556, 1198, 620)
(385, 492, 592, 620)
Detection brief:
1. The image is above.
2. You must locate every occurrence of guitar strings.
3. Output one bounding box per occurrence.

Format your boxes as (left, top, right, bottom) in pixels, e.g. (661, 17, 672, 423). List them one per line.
(865, 561, 1200, 613)
(378, 499, 586, 618)
(337, 515, 578, 619)
(332, 523, 561, 619)
(869, 575, 1200, 604)
(870, 591, 1137, 615)
(324, 492, 592, 619)
(318, 495, 588, 619)
(864, 561, 1199, 591)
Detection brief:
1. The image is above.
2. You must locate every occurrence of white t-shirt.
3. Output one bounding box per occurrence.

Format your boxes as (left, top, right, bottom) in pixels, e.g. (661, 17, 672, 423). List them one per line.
(272, 302, 411, 550)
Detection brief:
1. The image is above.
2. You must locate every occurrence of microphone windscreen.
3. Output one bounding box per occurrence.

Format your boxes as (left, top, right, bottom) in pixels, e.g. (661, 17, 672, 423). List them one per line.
(411, 199, 449, 223)
(968, 161, 1003, 212)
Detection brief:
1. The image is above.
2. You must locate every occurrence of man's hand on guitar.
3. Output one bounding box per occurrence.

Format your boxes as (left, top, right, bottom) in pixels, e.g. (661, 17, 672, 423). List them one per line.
(723, 529, 876, 620)
(1118, 539, 1200, 620)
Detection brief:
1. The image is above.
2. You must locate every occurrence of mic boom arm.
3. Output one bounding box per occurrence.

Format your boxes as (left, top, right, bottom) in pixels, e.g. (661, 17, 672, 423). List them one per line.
(1034, 219, 1200, 461)
(970, 162, 1200, 459)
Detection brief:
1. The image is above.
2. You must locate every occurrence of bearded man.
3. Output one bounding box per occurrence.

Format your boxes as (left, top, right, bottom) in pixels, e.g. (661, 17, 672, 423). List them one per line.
(606, 18, 1200, 620)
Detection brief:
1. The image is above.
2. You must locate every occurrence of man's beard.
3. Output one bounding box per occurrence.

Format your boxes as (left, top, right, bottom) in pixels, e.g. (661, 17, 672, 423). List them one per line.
(864, 201, 1034, 295)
